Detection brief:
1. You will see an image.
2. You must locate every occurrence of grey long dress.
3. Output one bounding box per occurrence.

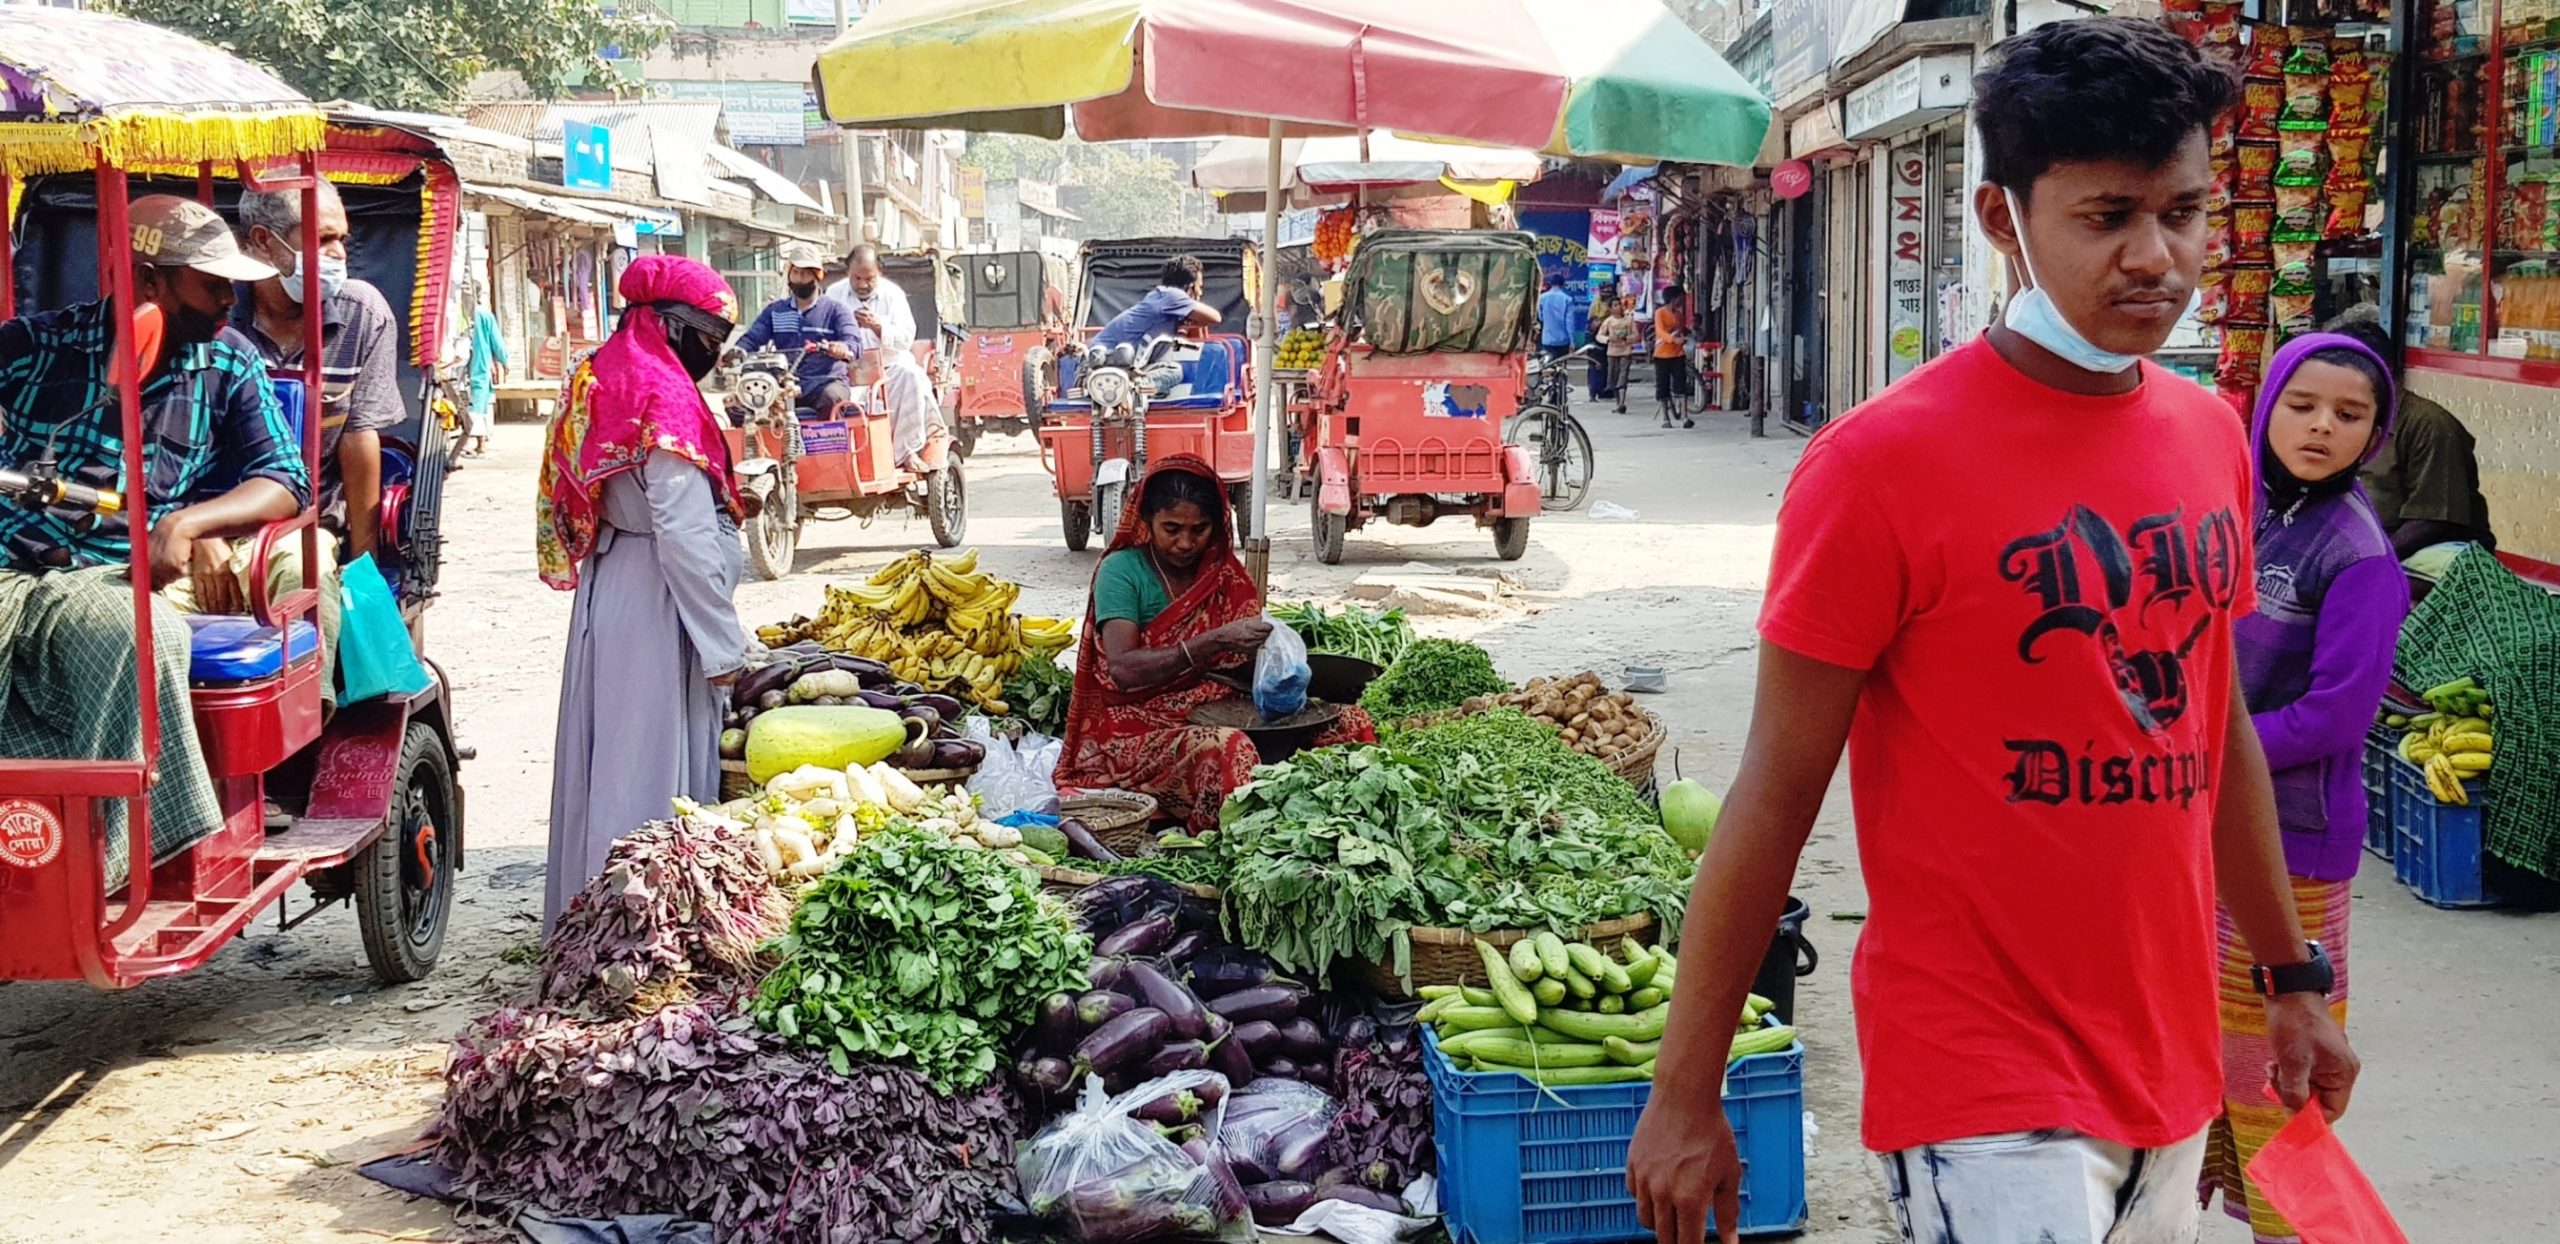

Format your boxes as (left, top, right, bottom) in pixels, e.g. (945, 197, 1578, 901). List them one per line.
(544, 450, 748, 930)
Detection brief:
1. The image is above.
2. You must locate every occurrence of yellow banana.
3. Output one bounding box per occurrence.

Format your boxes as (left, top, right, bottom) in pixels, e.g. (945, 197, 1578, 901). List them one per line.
(2448, 752, 2494, 774)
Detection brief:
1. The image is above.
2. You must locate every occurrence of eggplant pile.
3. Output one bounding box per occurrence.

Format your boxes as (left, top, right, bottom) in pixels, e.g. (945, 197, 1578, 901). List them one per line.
(1017, 1070, 1254, 1244)
(723, 642, 987, 771)
(1017, 879, 1231, 1111)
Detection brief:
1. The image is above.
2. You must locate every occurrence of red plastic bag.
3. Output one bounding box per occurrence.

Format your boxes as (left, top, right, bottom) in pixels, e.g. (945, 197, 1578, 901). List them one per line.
(2245, 1105, 2409, 1244)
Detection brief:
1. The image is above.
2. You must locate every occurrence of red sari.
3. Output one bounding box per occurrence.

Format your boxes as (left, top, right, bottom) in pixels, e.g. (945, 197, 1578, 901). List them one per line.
(1056, 456, 1374, 831)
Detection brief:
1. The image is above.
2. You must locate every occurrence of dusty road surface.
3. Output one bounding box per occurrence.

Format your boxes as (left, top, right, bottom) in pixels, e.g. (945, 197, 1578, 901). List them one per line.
(1, 397, 2553, 1243)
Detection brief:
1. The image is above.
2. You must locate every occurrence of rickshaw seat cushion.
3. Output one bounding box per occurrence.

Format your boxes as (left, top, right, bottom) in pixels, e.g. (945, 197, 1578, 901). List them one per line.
(185, 614, 320, 684)
(1050, 341, 1234, 411)
(272, 378, 306, 441)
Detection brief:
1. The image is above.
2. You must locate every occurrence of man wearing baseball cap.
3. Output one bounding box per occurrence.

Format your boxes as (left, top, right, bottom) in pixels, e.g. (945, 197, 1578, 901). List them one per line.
(733, 240, 863, 418)
(0, 194, 314, 870)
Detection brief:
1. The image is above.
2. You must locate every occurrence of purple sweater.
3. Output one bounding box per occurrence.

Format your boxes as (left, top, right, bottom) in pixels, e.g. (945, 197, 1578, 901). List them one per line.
(2235, 334, 2411, 881)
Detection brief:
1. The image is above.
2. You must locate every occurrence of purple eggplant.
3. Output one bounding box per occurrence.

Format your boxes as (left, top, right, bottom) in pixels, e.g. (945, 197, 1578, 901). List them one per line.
(1077, 876, 1152, 918)
(1162, 929, 1211, 965)
(1085, 956, 1129, 992)
(1319, 1186, 1405, 1214)
(1210, 1030, 1258, 1088)
(1095, 915, 1176, 959)
(855, 689, 907, 711)
(732, 662, 796, 710)
(1261, 1056, 1301, 1080)
(1140, 1039, 1210, 1077)
(1076, 990, 1137, 1029)
(1232, 1020, 1285, 1063)
(1123, 961, 1208, 1039)
(1207, 984, 1302, 1025)
(1299, 1063, 1334, 1092)
(1058, 817, 1122, 863)
(1187, 947, 1288, 1000)
(1193, 1076, 1229, 1109)
(929, 738, 986, 769)
(1337, 1015, 1378, 1052)
(825, 653, 894, 684)
(1019, 1056, 1074, 1097)
(1203, 1011, 1233, 1042)
(1277, 1017, 1331, 1061)
(1245, 1182, 1319, 1228)
(1131, 1086, 1201, 1126)
(1226, 1154, 1276, 1185)
(1074, 1007, 1169, 1074)
(1272, 1122, 1332, 1181)
(1036, 992, 1080, 1050)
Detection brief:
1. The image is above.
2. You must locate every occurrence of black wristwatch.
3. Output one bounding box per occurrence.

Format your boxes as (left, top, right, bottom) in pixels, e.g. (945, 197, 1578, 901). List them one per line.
(2251, 940, 2335, 999)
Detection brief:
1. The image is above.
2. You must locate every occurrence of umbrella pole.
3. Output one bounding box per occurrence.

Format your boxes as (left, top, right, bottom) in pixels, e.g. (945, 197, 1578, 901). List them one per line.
(1247, 119, 1283, 596)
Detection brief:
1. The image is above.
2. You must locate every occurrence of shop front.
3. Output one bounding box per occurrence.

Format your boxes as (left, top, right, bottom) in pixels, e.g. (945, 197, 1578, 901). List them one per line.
(1843, 51, 1973, 386)
(2391, 0, 2560, 561)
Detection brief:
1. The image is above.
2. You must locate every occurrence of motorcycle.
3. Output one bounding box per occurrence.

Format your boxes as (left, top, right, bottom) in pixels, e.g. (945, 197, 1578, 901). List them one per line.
(1072, 337, 1185, 543)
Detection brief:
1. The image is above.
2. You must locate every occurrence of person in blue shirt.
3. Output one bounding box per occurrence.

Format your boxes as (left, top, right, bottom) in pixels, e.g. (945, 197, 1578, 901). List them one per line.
(1536, 270, 1574, 362)
(734, 242, 863, 417)
(1095, 256, 1220, 352)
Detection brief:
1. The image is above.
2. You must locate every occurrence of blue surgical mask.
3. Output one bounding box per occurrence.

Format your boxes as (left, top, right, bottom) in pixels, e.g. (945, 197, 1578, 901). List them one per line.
(265, 231, 348, 305)
(2001, 189, 2142, 376)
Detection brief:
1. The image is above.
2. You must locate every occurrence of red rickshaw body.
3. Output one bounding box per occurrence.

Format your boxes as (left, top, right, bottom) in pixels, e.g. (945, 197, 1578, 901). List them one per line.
(0, 20, 464, 990)
(1035, 329, 1258, 503)
(1287, 228, 1544, 562)
(724, 403, 952, 504)
(957, 325, 1055, 420)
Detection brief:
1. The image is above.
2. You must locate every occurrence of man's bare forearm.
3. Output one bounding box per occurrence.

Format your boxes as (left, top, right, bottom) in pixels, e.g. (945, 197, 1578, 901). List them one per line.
(2213, 654, 2310, 966)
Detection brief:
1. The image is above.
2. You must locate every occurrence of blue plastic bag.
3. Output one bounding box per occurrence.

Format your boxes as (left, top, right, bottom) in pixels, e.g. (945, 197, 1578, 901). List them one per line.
(1252, 616, 1309, 720)
(337, 553, 431, 704)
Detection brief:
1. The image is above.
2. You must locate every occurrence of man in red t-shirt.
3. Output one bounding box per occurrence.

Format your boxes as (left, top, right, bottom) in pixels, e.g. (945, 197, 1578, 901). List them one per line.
(1626, 20, 2359, 1244)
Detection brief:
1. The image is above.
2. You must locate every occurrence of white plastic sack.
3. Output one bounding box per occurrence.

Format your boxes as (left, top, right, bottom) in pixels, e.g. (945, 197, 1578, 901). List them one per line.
(966, 716, 1061, 817)
(1018, 1072, 1253, 1243)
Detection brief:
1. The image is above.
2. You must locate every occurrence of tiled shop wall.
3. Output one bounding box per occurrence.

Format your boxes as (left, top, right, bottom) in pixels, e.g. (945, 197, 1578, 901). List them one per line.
(2406, 371, 2560, 564)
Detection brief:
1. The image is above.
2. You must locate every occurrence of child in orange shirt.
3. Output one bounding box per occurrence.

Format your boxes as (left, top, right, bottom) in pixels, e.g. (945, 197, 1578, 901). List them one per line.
(1652, 285, 1691, 428)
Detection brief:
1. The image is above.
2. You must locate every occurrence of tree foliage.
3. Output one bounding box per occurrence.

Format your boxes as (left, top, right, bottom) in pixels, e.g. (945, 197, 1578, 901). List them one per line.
(961, 134, 1199, 239)
(111, 0, 667, 112)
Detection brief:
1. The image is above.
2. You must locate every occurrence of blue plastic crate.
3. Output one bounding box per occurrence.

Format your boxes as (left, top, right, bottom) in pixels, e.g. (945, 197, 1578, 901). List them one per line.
(2363, 727, 2395, 861)
(2387, 752, 2500, 908)
(1424, 1023, 1807, 1244)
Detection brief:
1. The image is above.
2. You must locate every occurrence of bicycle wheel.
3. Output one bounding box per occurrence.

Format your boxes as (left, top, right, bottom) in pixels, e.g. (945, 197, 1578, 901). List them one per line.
(1683, 356, 1713, 416)
(1504, 404, 1595, 514)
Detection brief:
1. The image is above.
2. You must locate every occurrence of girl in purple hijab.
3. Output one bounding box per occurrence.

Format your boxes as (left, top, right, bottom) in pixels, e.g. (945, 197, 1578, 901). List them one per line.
(2207, 330, 2409, 1242)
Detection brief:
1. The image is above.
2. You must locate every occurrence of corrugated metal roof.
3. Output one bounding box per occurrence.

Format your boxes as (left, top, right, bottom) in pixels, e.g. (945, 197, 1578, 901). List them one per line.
(706, 143, 825, 212)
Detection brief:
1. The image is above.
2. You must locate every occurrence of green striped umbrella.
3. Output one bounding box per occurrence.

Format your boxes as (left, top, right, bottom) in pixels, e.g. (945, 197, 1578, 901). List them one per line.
(1521, 0, 1773, 166)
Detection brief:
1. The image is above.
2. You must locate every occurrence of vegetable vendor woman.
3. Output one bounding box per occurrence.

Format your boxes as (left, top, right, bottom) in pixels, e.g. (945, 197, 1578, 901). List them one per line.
(1058, 457, 1374, 830)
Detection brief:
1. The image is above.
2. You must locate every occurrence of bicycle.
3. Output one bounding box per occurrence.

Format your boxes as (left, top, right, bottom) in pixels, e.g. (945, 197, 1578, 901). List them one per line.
(1505, 345, 1598, 513)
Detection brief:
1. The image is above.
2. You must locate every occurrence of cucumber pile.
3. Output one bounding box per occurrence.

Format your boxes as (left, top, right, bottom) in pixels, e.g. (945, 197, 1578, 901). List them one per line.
(1417, 935, 1794, 1085)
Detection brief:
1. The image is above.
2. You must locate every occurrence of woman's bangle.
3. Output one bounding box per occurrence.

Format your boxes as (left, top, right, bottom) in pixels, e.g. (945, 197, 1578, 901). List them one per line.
(1180, 639, 1197, 670)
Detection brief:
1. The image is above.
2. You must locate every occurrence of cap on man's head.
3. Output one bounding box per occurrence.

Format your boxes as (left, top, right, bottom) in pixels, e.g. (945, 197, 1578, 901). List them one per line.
(779, 241, 827, 271)
(129, 195, 276, 282)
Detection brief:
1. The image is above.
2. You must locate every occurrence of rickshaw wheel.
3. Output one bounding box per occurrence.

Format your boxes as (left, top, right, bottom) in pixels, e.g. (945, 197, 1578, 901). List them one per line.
(1492, 517, 1531, 562)
(1062, 499, 1093, 552)
(1095, 479, 1130, 549)
(1228, 484, 1254, 540)
(928, 461, 968, 548)
(952, 420, 979, 460)
(746, 473, 799, 581)
(1310, 492, 1347, 565)
(1021, 355, 1049, 420)
(358, 723, 458, 984)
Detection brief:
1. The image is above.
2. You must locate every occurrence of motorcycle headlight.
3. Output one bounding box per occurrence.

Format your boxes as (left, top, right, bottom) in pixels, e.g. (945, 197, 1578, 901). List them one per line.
(1086, 369, 1135, 408)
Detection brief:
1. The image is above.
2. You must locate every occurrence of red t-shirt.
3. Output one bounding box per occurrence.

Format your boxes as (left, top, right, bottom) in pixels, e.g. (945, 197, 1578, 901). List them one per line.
(1760, 337, 2257, 1154)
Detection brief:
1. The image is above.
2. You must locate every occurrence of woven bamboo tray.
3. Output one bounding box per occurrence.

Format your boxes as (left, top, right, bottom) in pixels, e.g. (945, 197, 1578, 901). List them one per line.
(718, 760, 977, 802)
(1060, 790, 1160, 857)
(1359, 912, 1660, 997)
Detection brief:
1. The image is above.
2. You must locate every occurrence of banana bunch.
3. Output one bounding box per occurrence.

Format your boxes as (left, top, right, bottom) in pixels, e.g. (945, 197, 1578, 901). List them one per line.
(2388, 677, 2494, 806)
(758, 548, 1074, 713)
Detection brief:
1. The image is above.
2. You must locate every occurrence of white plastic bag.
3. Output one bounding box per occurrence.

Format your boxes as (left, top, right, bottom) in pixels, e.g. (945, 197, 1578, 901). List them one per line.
(1018, 1072, 1253, 1243)
(1252, 616, 1311, 719)
(966, 716, 1061, 818)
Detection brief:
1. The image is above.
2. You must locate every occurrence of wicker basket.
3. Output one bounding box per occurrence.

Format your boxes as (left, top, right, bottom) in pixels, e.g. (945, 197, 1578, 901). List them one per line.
(1606, 712, 1668, 791)
(717, 760, 978, 802)
(1358, 912, 1660, 997)
(1061, 790, 1160, 857)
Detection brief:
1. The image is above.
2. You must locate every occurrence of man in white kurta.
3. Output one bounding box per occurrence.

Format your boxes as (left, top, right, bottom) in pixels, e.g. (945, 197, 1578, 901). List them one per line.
(825, 244, 941, 468)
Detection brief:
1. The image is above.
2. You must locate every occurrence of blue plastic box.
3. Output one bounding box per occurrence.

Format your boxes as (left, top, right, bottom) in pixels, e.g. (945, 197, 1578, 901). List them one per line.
(2388, 752, 2500, 908)
(2362, 727, 2395, 860)
(1425, 1023, 1807, 1244)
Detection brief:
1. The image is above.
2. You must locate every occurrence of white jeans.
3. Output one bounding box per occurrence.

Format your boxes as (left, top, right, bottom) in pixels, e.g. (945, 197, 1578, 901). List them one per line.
(1880, 1128, 2207, 1244)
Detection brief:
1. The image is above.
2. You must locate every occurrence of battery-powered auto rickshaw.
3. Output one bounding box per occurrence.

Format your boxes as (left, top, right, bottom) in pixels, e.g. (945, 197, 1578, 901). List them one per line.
(1039, 237, 1260, 551)
(950, 249, 1071, 457)
(0, 12, 464, 989)
(721, 345, 965, 582)
(878, 248, 963, 419)
(1288, 229, 1545, 563)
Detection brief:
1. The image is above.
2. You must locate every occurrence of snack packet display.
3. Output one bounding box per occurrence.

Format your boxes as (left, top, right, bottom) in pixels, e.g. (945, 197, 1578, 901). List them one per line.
(2229, 267, 2276, 326)
(2238, 142, 2280, 198)
(2273, 184, 2326, 242)
(2246, 24, 2293, 78)
(2271, 242, 2319, 296)
(2235, 204, 2277, 266)
(2241, 79, 2285, 142)
(2275, 131, 2329, 186)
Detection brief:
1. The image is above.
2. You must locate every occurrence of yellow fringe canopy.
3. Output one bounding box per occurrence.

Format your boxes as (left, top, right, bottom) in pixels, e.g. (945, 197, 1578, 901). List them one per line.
(0, 9, 322, 177)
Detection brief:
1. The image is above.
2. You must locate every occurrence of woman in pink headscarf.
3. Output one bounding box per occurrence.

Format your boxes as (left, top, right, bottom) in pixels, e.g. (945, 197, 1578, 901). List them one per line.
(538, 255, 753, 929)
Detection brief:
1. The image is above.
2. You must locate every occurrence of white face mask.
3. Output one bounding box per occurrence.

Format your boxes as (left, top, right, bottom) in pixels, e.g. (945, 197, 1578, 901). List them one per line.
(262, 229, 348, 305)
(2000, 188, 2142, 376)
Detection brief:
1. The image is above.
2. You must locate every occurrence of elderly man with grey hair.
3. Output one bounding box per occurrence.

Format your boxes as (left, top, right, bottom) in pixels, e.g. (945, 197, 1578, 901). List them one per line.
(233, 178, 404, 563)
